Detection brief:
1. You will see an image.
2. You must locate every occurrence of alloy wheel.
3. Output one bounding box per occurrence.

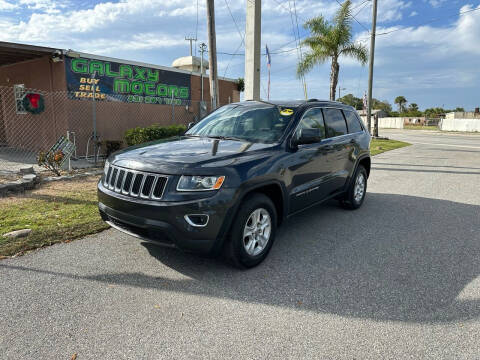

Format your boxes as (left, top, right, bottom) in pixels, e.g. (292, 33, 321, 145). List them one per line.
(242, 208, 272, 256)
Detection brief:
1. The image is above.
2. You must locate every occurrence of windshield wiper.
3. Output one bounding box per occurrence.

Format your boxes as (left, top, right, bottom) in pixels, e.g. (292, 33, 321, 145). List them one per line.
(205, 135, 247, 142)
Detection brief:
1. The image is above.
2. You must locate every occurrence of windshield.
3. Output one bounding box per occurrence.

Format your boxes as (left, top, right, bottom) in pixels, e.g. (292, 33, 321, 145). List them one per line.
(186, 103, 296, 143)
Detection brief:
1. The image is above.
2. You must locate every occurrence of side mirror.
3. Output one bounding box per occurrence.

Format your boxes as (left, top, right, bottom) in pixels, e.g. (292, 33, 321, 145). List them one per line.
(292, 128, 322, 146)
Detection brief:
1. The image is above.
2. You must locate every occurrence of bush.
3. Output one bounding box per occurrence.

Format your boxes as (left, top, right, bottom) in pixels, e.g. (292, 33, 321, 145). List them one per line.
(124, 124, 187, 146)
(100, 140, 123, 157)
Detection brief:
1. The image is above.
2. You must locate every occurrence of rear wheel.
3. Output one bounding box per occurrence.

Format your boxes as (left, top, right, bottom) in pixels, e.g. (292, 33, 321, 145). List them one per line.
(340, 165, 367, 210)
(225, 193, 277, 268)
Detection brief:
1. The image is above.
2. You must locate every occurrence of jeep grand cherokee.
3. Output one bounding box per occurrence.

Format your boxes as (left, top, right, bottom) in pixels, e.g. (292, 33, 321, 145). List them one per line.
(98, 100, 371, 268)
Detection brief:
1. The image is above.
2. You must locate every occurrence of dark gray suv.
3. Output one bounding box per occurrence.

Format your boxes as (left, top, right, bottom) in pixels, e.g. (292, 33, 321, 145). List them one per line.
(98, 100, 371, 268)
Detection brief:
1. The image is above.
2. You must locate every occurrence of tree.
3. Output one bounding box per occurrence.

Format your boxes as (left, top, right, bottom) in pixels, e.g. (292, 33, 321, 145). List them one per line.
(297, 0, 368, 101)
(372, 99, 392, 114)
(237, 78, 244, 92)
(394, 96, 407, 113)
(408, 103, 419, 112)
(337, 93, 363, 109)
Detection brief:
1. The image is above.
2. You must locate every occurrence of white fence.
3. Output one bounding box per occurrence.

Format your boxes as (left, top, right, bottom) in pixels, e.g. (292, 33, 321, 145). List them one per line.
(360, 116, 404, 130)
(439, 118, 480, 132)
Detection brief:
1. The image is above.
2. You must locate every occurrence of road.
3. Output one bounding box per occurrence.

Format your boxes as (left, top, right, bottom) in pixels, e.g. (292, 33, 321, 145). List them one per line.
(1, 129, 479, 359)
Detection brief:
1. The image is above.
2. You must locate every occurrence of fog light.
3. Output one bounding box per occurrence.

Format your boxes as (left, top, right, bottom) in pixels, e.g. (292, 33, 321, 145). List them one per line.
(184, 214, 209, 227)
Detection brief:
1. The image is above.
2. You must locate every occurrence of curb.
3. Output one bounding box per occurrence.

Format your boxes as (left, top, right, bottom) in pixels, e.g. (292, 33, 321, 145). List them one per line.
(0, 169, 103, 197)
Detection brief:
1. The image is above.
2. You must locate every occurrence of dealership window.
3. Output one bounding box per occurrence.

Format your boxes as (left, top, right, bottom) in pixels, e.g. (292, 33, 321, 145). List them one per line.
(14, 84, 26, 114)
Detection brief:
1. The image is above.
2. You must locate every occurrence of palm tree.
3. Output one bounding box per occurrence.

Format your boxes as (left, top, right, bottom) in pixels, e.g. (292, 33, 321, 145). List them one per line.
(408, 103, 419, 112)
(297, 0, 368, 101)
(395, 96, 407, 113)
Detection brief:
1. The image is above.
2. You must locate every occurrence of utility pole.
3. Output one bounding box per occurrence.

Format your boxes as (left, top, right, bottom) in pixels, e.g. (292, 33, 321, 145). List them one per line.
(199, 42, 207, 103)
(338, 86, 346, 100)
(367, 0, 378, 136)
(245, 0, 261, 101)
(185, 36, 197, 56)
(206, 0, 219, 109)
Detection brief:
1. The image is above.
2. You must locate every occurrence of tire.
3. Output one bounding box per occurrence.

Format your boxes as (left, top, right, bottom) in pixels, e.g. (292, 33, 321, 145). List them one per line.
(225, 193, 277, 269)
(340, 165, 368, 210)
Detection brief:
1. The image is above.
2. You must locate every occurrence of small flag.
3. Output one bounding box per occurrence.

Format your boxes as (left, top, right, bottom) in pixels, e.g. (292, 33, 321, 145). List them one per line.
(266, 45, 271, 100)
(265, 44, 271, 69)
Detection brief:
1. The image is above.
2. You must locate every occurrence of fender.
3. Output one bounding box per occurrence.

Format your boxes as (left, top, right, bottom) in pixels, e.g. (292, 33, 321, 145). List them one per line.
(345, 154, 371, 190)
(210, 180, 288, 255)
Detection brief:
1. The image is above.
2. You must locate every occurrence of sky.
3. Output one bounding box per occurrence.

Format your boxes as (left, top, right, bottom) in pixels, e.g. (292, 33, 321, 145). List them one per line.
(1, 0, 479, 110)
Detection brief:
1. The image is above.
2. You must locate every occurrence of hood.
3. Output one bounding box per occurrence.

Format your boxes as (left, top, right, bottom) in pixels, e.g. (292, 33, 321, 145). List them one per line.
(111, 136, 277, 173)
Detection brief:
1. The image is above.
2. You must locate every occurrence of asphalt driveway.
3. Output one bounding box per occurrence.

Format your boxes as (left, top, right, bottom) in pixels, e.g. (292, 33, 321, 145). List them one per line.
(1, 129, 479, 359)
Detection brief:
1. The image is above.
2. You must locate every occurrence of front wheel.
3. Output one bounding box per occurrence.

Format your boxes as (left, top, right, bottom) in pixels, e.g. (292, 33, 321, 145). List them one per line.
(340, 165, 368, 210)
(225, 193, 277, 268)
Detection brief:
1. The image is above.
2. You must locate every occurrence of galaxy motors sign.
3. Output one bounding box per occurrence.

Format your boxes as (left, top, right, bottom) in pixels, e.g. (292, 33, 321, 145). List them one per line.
(65, 56, 190, 105)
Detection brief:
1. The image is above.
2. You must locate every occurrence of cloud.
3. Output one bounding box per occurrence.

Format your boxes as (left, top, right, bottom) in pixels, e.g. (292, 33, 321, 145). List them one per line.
(347, 4, 480, 106)
(428, 0, 448, 8)
(0, 0, 17, 10)
(0, 0, 478, 108)
(410, 11, 418, 17)
(354, 0, 412, 23)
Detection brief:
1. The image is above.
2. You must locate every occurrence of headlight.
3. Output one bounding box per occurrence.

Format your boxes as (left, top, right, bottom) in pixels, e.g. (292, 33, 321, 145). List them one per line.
(104, 159, 110, 176)
(177, 175, 225, 191)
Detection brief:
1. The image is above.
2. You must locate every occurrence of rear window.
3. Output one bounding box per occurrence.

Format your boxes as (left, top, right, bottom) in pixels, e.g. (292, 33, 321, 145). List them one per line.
(323, 108, 347, 137)
(344, 110, 363, 133)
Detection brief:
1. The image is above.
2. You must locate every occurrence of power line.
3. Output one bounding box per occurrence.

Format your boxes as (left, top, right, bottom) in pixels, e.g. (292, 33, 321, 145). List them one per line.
(194, 0, 199, 55)
(290, 0, 308, 98)
(270, 0, 308, 23)
(376, 6, 480, 36)
(355, 5, 480, 41)
(217, 47, 298, 56)
(334, 0, 370, 32)
(221, 0, 245, 79)
(224, 0, 245, 45)
(353, 0, 371, 18)
(351, 0, 371, 11)
(222, 40, 244, 78)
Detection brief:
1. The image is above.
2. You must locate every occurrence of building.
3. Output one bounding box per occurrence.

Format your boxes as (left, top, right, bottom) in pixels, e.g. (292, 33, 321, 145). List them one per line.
(0, 41, 240, 156)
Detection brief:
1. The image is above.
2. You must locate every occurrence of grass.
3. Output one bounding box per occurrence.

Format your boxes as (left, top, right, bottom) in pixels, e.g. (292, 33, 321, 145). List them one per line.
(0, 176, 108, 257)
(370, 139, 411, 156)
(0, 139, 411, 257)
(404, 125, 439, 131)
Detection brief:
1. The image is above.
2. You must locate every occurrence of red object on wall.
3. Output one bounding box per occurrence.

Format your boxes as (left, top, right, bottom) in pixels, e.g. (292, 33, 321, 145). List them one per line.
(22, 92, 45, 114)
(26, 93, 40, 108)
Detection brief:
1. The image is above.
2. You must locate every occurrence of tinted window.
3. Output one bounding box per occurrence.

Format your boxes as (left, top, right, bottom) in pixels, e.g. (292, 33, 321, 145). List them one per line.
(294, 108, 326, 142)
(323, 108, 347, 137)
(344, 110, 363, 133)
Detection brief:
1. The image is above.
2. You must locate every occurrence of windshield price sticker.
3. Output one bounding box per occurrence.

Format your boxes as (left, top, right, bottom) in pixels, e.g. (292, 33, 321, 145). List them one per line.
(280, 109, 294, 116)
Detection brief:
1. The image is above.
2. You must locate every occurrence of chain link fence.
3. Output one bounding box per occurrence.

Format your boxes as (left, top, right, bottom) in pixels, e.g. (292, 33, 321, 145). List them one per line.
(0, 85, 228, 173)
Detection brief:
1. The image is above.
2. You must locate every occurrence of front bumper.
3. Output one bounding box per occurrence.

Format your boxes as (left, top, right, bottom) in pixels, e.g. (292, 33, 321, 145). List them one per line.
(97, 181, 237, 254)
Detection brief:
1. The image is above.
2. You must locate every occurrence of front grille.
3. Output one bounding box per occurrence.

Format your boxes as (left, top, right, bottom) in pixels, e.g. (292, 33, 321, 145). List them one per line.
(104, 164, 168, 200)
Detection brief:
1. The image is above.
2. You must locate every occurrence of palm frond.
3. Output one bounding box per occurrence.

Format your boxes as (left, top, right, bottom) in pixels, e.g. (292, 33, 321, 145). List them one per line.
(340, 42, 368, 65)
(297, 51, 328, 78)
(304, 16, 331, 37)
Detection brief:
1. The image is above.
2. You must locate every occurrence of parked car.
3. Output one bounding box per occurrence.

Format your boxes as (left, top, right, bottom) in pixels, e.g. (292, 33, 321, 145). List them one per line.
(98, 100, 371, 268)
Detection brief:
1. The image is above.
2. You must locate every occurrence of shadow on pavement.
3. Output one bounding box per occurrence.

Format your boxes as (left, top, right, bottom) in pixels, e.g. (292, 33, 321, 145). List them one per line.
(2, 193, 479, 324)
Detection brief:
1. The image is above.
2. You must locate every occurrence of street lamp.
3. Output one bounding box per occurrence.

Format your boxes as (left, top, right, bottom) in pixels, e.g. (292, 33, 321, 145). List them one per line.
(338, 86, 347, 100)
